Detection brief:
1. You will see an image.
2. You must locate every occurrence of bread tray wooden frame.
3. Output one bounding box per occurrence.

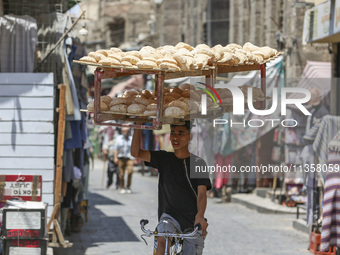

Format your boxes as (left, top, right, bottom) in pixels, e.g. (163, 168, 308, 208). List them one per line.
(76, 56, 276, 129)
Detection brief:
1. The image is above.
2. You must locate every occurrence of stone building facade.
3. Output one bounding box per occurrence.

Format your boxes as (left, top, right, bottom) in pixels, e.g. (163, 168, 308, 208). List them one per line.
(79, 0, 331, 78)
(229, 0, 331, 78)
(80, 0, 153, 50)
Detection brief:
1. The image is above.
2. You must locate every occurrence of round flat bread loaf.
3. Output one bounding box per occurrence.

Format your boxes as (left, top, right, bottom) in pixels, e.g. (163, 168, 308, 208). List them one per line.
(178, 48, 194, 57)
(123, 90, 138, 97)
(243, 42, 260, 52)
(156, 55, 177, 66)
(137, 60, 158, 69)
(110, 98, 128, 107)
(181, 90, 190, 98)
(120, 61, 134, 67)
(164, 106, 185, 117)
(189, 90, 201, 101)
(96, 49, 112, 56)
(195, 44, 210, 50)
(134, 95, 149, 106)
(101, 96, 112, 104)
(88, 52, 106, 62)
(147, 103, 157, 111)
(122, 55, 141, 65)
(142, 56, 158, 63)
(158, 62, 180, 71)
(100, 101, 109, 111)
(194, 54, 209, 68)
(190, 101, 200, 113)
(140, 46, 156, 54)
(127, 104, 146, 114)
(164, 95, 176, 104)
(195, 48, 215, 59)
(107, 53, 123, 62)
(218, 52, 233, 63)
(110, 104, 127, 113)
(168, 100, 187, 111)
(98, 57, 120, 66)
(110, 47, 123, 53)
(125, 51, 142, 59)
(141, 90, 153, 99)
(175, 42, 194, 51)
(167, 92, 182, 99)
(144, 110, 157, 116)
(226, 43, 242, 50)
(79, 56, 97, 63)
(170, 87, 183, 95)
(87, 101, 110, 111)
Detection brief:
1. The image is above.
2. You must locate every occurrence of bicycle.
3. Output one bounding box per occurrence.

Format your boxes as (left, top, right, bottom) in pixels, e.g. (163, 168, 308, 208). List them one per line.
(140, 219, 201, 255)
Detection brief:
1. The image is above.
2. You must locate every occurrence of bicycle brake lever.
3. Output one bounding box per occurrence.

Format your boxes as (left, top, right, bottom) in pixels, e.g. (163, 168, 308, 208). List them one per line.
(140, 234, 148, 245)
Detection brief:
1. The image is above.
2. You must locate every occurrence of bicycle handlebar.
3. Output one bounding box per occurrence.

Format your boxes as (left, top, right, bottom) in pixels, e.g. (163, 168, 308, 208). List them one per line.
(140, 219, 201, 239)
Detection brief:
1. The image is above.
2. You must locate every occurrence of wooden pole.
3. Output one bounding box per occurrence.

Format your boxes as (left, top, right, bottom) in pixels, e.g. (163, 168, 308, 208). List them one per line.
(54, 84, 66, 220)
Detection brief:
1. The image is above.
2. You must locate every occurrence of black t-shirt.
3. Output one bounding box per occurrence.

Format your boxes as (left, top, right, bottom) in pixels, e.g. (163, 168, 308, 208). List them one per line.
(145, 150, 212, 230)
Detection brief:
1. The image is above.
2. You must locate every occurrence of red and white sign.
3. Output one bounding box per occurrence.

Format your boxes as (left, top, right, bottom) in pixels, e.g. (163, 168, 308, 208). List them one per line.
(0, 175, 42, 202)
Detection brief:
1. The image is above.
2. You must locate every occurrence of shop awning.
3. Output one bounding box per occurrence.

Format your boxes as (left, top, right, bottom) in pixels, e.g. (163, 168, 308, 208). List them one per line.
(288, 61, 331, 101)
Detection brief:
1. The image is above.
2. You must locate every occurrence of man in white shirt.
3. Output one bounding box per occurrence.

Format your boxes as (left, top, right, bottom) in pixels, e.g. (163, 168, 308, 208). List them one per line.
(114, 127, 134, 194)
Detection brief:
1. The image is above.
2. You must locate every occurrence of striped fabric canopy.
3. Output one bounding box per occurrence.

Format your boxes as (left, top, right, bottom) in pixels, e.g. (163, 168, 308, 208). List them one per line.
(288, 61, 331, 102)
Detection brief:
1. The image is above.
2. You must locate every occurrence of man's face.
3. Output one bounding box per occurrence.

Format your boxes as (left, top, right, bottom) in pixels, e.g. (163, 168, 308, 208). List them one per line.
(122, 127, 130, 136)
(170, 125, 191, 150)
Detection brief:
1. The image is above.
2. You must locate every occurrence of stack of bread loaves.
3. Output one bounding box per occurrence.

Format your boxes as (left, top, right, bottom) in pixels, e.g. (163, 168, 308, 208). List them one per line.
(87, 84, 201, 118)
(87, 83, 266, 118)
(79, 42, 279, 71)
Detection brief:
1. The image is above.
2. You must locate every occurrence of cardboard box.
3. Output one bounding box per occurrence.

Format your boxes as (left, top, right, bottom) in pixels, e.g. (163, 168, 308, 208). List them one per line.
(2, 238, 47, 255)
(2, 202, 47, 239)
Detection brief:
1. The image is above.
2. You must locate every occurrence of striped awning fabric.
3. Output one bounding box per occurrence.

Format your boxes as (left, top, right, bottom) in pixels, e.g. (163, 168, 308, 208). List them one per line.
(288, 61, 331, 100)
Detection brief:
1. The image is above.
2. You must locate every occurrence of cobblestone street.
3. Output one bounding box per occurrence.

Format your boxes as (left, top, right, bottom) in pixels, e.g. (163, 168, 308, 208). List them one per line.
(54, 159, 310, 255)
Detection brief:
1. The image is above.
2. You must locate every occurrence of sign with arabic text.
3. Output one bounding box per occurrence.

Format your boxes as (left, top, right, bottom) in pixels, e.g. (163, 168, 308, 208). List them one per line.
(0, 175, 42, 201)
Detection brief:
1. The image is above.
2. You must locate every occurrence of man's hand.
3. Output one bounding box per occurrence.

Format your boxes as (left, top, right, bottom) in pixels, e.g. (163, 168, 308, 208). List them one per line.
(194, 215, 208, 237)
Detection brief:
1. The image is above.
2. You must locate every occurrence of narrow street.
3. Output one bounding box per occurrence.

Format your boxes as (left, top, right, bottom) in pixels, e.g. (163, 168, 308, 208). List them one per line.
(55, 159, 310, 255)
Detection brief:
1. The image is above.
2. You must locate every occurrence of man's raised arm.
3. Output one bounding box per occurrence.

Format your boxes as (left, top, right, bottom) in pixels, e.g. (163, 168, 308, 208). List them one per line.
(131, 128, 151, 162)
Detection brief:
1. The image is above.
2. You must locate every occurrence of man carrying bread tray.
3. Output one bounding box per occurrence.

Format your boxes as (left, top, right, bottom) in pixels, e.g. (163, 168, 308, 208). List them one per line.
(131, 120, 211, 255)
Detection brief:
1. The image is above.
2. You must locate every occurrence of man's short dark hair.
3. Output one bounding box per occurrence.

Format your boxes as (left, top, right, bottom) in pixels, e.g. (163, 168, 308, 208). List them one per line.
(170, 120, 193, 132)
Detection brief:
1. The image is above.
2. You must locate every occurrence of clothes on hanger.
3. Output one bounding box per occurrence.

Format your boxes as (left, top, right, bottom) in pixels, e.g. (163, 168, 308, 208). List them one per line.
(320, 150, 340, 252)
(0, 14, 37, 72)
(303, 115, 340, 181)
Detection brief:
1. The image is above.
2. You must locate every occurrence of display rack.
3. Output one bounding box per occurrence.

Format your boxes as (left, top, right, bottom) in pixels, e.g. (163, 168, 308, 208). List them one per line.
(75, 58, 275, 130)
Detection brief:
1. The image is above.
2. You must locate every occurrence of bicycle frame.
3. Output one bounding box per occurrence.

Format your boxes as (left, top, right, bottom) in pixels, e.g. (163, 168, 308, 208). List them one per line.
(140, 219, 200, 255)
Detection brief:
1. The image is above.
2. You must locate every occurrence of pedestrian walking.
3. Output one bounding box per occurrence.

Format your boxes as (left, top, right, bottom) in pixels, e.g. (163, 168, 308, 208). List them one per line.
(114, 127, 134, 194)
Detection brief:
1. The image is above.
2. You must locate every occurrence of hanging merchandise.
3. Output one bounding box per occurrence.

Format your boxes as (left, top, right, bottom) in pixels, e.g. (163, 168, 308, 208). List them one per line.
(304, 115, 340, 182)
(299, 144, 315, 226)
(320, 131, 340, 253)
(213, 153, 232, 190)
(0, 15, 37, 72)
